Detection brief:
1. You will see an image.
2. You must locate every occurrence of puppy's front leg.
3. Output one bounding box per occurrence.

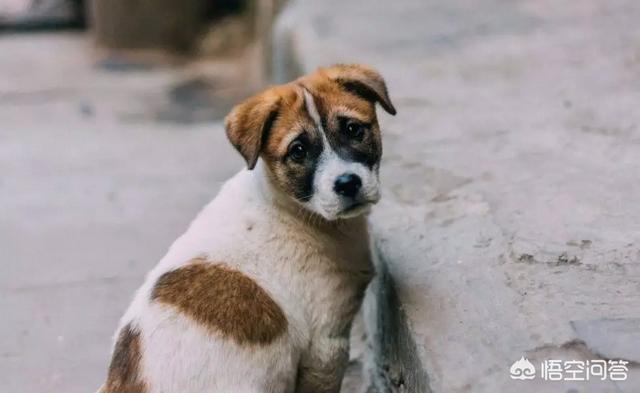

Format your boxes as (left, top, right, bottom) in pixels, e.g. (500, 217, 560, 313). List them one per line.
(296, 336, 350, 393)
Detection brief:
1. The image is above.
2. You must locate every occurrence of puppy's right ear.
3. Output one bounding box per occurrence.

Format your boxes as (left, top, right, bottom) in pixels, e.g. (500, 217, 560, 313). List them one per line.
(225, 91, 281, 170)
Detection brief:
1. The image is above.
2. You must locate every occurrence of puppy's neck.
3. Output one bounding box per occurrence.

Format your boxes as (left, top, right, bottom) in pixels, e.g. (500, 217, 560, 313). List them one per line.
(251, 161, 368, 234)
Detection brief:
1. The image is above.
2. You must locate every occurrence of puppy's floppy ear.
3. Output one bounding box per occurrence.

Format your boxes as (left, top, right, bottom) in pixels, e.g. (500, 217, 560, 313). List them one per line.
(325, 64, 397, 115)
(225, 91, 281, 170)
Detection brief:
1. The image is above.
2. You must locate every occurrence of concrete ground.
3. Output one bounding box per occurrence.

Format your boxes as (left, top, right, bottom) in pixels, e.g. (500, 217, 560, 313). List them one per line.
(0, 33, 247, 393)
(275, 0, 640, 392)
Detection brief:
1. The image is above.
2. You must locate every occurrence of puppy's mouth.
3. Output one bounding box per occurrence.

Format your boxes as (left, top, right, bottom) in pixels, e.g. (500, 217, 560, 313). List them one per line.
(337, 200, 374, 219)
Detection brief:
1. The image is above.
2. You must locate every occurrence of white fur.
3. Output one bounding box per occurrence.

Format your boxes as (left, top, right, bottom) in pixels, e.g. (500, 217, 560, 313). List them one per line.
(107, 162, 374, 393)
(302, 89, 380, 220)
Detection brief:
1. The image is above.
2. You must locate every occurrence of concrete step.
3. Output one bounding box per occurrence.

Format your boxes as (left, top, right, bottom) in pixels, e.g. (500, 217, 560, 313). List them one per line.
(271, 1, 640, 392)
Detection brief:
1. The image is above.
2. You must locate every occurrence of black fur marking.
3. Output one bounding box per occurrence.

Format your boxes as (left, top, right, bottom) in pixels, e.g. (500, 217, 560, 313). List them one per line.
(328, 116, 381, 169)
(286, 132, 323, 202)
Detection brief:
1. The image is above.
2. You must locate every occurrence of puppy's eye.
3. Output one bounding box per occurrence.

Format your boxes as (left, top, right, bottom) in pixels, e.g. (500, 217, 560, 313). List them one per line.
(288, 141, 307, 162)
(345, 120, 365, 141)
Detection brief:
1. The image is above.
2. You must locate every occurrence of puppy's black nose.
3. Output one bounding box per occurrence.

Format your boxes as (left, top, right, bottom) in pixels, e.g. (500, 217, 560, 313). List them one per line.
(334, 173, 362, 198)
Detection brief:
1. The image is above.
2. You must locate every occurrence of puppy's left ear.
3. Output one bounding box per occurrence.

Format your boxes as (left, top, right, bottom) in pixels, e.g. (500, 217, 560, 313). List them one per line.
(225, 91, 281, 170)
(325, 64, 397, 115)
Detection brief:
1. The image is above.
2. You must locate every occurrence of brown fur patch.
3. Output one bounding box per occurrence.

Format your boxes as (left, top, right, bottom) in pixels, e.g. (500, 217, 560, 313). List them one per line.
(101, 323, 147, 393)
(151, 261, 287, 345)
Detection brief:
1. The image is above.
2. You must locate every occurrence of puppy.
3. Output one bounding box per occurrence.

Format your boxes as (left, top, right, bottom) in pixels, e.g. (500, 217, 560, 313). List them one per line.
(98, 64, 396, 393)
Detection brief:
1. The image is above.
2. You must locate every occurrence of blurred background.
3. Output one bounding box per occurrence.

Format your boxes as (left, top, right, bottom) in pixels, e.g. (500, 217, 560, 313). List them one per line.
(2, 1, 640, 393)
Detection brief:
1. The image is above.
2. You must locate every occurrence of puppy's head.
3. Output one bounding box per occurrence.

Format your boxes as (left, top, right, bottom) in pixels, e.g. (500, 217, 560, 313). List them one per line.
(225, 64, 396, 220)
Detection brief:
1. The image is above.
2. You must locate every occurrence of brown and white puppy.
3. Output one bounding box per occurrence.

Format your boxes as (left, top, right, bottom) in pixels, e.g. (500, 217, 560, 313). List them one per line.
(98, 64, 396, 393)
